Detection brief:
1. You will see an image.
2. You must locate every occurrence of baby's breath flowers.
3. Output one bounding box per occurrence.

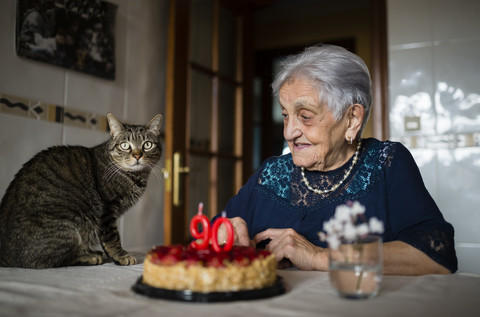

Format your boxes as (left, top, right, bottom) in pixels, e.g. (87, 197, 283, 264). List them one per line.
(320, 201, 385, 298)
(319, 201, 384, 249)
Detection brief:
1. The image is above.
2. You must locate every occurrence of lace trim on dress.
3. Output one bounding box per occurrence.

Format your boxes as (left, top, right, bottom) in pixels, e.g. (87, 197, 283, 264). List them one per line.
(257, 139, 397, 210)
(398, 222, 458, 272)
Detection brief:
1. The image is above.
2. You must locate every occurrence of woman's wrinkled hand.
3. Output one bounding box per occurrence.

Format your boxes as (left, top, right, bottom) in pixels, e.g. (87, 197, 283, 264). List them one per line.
(253, 228, 328, 271)
(216, 217, 254, 247)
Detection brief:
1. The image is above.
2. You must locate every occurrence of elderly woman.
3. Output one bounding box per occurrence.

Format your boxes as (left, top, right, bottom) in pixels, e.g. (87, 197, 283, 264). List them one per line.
(217, 44, 457, 275)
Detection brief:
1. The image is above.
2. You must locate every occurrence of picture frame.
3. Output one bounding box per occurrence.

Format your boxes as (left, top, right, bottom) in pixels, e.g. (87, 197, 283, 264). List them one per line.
(16, 0, 117, 80)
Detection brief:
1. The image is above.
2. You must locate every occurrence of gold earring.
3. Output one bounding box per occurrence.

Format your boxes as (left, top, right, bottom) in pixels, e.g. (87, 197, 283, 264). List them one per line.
(347, 137, 353, 144)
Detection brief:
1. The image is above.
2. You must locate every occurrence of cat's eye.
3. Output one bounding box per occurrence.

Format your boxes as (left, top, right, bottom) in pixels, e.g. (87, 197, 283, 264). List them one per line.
(143, 141, 154, 150)
(119, 142, 131, 151)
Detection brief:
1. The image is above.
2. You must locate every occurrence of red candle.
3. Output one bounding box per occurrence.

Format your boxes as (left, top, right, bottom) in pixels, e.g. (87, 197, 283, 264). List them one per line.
(211, 211, 234, 252)
(189, 203, 210, 250)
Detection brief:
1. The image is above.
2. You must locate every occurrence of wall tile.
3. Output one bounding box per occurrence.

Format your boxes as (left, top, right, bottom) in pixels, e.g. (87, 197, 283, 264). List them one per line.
(65, 72, 124, 116)
(388, 48, 436, 137)
(433, 41, 480, 135)
(124, 0, 169, 124)
(436, 148, 480, 243)
(0, 113, 63, 196)
(388, 0, 480, 273)
(456, 246, 480, 274)
(432, 0, 480, 42)
(0, 93, 30, 118)
(387, 0, 432, 47)
(63, 125, 109, 147)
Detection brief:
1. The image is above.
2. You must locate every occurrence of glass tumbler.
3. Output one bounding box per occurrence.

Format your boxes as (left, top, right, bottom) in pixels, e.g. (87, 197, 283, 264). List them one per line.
(328, 235, 383, 299)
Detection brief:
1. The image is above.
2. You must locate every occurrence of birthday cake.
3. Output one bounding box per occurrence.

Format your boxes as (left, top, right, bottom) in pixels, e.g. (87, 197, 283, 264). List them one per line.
(142, 244, 277, 293)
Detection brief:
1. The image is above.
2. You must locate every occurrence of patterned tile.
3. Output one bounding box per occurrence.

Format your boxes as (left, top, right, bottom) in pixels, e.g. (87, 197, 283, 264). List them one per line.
(0, 93, 30, 117)
(64, 108, 88, 129)
(28, 100, 48, 120)
(0, 92, 109, 132)
(86, 113, 108, 131)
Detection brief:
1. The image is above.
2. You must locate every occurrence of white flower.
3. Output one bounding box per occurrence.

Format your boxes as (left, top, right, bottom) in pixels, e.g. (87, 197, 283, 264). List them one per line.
(327, 236, 341, 250)
(323, 219, 336, 234)
(369, 217, 384, 234)
(334, 205, 351, 222)
(318, 201, 385, 250)
(350, 201, 366, 216)
(343, 222, 357, 240)
(355, 223, 370, 236)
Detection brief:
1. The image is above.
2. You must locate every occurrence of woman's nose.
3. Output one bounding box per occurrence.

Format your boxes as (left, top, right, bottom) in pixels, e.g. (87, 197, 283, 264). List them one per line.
(284, 117, 302, 141)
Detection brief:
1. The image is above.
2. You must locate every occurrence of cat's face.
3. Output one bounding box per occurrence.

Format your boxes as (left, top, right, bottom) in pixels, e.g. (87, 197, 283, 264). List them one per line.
(107, 113, 163, 172)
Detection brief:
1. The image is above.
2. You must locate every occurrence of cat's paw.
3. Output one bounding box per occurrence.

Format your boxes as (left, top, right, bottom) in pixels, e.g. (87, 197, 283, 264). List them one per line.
(75, 253, 104, 266)
(113, 253, 137, 266)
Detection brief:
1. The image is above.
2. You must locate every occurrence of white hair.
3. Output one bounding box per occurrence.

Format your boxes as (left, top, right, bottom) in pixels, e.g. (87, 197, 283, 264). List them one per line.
(271, 44, 372, 135)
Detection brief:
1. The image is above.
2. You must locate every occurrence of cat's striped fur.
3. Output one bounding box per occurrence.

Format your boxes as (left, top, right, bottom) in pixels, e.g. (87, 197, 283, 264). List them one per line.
(0, 113, 163, 268)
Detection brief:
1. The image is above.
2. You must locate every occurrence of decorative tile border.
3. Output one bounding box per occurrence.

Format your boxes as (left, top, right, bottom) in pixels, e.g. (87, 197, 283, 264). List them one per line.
(391, 133, 480, 149)
(0, 92, 108, 132)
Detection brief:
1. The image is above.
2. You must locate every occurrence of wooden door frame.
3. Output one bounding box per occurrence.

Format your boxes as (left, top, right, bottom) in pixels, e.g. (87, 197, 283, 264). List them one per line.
(164, 0, 189, 245)
(164, 0, 254, 244)
(371, 0, 389, 140)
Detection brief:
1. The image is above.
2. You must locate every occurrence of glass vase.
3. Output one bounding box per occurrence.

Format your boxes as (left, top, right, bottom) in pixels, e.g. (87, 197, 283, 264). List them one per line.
(328, 235, 383, 299)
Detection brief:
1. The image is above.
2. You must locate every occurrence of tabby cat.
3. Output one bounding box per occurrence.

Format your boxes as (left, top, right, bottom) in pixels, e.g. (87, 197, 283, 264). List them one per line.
(0, 113, 163, 268)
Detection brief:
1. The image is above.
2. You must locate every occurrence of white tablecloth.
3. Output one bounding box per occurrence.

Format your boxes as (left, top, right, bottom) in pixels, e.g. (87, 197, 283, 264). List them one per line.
(0, 250, 479, 317)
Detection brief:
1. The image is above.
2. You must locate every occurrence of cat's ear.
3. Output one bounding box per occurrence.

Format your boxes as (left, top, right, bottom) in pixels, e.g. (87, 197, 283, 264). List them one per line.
(146, 114, 163, 136)
(107, 113, 124, 137)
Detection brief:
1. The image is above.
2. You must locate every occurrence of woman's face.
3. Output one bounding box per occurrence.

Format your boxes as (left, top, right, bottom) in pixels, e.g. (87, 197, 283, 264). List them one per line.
(279, 77, 350, 172)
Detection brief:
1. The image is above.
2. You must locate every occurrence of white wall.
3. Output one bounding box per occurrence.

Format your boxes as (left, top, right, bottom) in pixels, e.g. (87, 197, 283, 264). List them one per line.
(0, 0, 169, 250)
(388, 0, 480, 273)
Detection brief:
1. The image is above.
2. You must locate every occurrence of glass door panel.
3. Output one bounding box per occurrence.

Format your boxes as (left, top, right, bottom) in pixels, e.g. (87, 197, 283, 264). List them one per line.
(190, 0, 213, 68)
(217, 158, 236, 212)
(218, 5, 236, 78)
(190, 69, 212, 152)
(187, 155, 211, 222)
(218, 80, 236, 154)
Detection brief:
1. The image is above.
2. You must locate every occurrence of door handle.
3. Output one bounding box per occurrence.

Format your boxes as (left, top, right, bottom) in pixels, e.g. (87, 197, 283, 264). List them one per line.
(173, 151, 190, 207)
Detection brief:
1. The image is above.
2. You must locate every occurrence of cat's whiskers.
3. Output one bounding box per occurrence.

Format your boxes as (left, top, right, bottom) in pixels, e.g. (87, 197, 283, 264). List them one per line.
(104, 162, 122, 183)
(147, 164, 164, 183)
(104, 161, 118, 176)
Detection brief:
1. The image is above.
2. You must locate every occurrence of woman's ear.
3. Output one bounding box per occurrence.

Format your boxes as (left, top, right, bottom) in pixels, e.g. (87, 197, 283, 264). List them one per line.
(345, 104, 365, 141)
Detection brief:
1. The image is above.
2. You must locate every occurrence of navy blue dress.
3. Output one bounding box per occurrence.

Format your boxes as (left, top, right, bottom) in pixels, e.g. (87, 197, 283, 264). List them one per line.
(218, 138, 458, 273)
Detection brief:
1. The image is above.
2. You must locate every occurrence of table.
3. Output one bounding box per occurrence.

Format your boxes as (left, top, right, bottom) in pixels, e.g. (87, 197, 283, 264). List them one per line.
(0, 250, 478, 317)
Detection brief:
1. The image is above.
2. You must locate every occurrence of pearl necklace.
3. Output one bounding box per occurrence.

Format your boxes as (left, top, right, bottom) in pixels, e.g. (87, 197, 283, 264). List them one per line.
(301, 139, 362, 195)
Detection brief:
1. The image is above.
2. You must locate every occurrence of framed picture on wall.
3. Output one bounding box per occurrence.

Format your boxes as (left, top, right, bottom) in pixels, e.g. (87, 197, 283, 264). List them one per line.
(15, 0, 117, 80)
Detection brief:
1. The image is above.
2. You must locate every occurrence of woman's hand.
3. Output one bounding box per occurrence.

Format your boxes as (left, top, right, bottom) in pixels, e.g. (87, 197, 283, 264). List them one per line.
(216, 217, 254, 247)
(253, 228, 328, 271)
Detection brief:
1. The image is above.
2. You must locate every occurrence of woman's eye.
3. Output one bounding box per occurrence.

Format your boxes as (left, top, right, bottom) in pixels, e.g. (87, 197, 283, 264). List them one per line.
(143, 141, 153, 150)
(119, 142, 130, 150)
(299, 111, 314, 122)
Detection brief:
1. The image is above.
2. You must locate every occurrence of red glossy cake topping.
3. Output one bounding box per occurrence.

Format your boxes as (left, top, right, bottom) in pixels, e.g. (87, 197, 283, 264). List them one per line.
(149, 245, 271, 268)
